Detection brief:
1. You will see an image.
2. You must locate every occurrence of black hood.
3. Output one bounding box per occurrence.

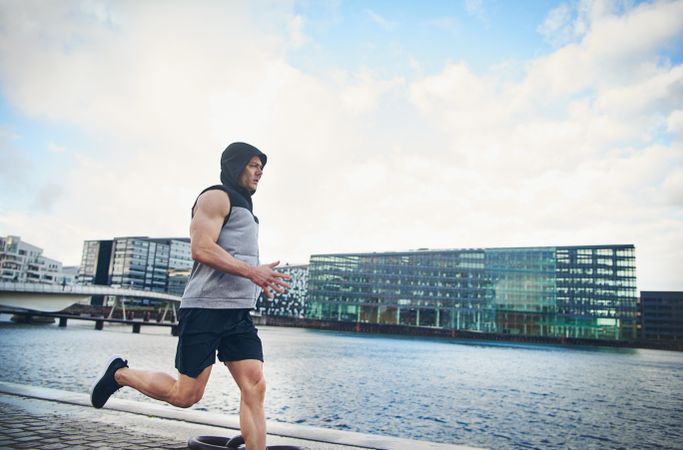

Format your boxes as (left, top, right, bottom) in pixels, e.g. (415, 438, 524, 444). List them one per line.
(220, 142, 267, 198)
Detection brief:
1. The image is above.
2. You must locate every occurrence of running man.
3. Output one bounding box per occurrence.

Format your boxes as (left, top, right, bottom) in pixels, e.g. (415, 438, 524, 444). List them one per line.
(90, 142, 291, 450)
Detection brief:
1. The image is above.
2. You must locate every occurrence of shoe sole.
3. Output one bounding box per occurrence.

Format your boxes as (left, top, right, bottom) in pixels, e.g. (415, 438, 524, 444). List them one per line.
(89, 354, 125, 407)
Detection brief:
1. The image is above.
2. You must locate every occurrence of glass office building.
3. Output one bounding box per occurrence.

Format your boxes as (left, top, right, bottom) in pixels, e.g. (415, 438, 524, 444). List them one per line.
(110, 237, 170, 292)
(306, 245, 637, 340)
(255, 265, 308, 318)
(81, 237, 192, 294)
(639, 291, 683, 344)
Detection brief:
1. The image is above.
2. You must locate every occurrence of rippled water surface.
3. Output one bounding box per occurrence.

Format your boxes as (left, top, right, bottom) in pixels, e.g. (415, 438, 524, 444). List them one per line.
(1, 317, 682, 449)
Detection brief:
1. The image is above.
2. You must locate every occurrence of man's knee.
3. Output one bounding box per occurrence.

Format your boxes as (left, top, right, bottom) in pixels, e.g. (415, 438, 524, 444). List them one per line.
(241, 376, 266, 404)
(170, 367, 211, 408)
(227, 360, 266, 404)
(171, 389, 204, 408)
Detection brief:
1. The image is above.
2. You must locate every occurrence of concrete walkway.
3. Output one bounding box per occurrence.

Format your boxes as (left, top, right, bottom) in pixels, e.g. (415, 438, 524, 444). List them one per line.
(0, 382, 483, 450)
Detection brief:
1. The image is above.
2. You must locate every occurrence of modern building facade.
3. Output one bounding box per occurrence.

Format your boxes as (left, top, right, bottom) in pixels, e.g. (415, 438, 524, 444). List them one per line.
(639, 291, 683, 344)
(167, 268, 192, 297)
(59, 266, 79, 286)
(255, 264, 308, 318)
(110, 237, 169, 292)
(306, 245, 638, 341)
(0, 235, 64, 284)
(78, 240, 113, 286)
(165, 239, 193, 272)
(78, 237, 192, 295)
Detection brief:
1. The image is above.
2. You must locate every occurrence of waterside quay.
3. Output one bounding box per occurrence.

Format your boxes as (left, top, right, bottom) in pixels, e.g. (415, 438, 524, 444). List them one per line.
(0, 382, 481, 450)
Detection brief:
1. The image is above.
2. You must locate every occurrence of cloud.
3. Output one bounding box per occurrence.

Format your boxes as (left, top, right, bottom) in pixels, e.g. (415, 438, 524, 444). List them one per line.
(409, 62, 502, 144)
(423, 17, 458, 31)
(47, 142, 65, 153)
(526, 0, 683, 101)
(0, 0, 681, 291)
(287, 15, 309, 49)
(538, 0, 638, 46)
(31, 182, 64, 212)
(364, 9, 398, 31)
(666, 109, 683, 138)
(0, 129, 32, 192)
(0, 128, 20, 142)
(407, 0, 683, 289)
(0, 0, 397, 266)
(661, 169, 683, 207)
(538, 3, 575, 46)
(0, 210, 87, 266)
(464, 0, 487, 24)
(339, 69, 404, 114)
(0, 0, 292, 260)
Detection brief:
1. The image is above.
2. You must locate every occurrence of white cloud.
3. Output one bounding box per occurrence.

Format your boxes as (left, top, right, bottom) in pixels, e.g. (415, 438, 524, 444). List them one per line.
(409, 62, 504, 144)
(667, 109, 683, 138)
(464, 0, 487, 24)
(465, 0, 484, 15)
(0, 0, 293, 261)
(538, 3, 575, 46)
(526, 0, 683, 101)
(0, 131, 32, 192)
(287, 15, 309, 49)
(661, 169, 683, 207)
(364, 9, 398, 31)
(0, 128, 20, 142)
(0, 0, 681, 291)
(423, 17, 458, 31)
(31, 182, 64, 212)
(47, 142, 65, 153)
(339, 69, 404, 114)
(538, 0, 645, 46)
(407, 0, 683, 289)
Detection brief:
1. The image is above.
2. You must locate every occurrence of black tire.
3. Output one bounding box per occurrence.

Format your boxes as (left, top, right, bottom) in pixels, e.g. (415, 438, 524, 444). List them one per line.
(187, 435, 307, 450)
(187, 435, 231, 449)
(226, 435, 245, 448)
(267, 447, 308, 450)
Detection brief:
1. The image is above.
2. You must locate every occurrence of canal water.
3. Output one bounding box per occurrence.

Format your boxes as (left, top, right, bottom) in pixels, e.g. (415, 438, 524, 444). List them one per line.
(0, 318, 681, 450)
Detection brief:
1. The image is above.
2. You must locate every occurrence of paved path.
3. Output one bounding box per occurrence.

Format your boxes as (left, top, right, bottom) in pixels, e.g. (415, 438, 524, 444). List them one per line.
(0, 382, 484, 450)
(0, 393, 346, 450)
(0, 396, 187, 450)
(0, 394, 187, 449)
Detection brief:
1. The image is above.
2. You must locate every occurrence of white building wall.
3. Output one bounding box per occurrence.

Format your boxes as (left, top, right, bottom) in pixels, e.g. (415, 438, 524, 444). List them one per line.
(0, 235, 64, 284)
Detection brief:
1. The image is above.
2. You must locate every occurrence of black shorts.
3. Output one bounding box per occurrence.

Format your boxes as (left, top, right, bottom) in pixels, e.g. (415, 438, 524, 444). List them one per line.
(174, 308, 263, 378)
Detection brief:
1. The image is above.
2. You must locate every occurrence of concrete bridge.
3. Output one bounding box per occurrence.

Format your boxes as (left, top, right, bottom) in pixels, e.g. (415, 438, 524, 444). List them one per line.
(0, 281, 181, 313)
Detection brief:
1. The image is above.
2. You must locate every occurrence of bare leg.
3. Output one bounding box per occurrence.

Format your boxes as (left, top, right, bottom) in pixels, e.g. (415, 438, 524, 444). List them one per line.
(226, 360, 266, 450)
(115, 365, 212, 408)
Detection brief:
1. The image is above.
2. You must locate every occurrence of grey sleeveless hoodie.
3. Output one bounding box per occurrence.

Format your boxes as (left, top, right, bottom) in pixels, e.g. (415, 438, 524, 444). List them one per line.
(180, 142, 268, 309)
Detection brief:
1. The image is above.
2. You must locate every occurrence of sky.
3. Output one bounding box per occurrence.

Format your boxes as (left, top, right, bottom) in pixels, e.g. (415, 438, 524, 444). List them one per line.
(0, 0, 682, 291)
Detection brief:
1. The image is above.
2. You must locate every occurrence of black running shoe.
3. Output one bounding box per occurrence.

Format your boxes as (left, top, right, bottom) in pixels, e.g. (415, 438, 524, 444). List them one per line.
(90, 355, 128, 408)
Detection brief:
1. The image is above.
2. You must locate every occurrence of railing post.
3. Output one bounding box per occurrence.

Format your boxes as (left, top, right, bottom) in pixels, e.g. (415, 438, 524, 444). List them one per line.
(107, 298, 117, 319)
(161, 302, 170, 322)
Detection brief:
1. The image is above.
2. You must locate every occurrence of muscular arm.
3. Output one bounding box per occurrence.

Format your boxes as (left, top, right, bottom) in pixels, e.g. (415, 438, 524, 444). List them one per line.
(190, 190, 291, 298)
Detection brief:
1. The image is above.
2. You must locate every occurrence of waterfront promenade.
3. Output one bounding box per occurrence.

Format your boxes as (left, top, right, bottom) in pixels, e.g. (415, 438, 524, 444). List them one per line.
(0, 382, 477, 450)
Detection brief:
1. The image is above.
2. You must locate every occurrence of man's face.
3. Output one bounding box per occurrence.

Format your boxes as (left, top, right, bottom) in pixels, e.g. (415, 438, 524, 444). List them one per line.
(238, 155, 264, 193)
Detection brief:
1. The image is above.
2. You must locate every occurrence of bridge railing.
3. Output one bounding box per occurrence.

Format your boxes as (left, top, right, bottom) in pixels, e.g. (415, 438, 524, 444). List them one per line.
(0, 281, 181, 303)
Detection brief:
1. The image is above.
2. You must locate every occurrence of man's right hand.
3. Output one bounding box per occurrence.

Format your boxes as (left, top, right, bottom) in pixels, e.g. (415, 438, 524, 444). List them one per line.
(248, 261, 292, 298)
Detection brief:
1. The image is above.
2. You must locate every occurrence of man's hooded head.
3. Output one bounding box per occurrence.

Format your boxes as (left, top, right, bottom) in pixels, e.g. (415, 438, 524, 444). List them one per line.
(220, 142, 267, 196)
